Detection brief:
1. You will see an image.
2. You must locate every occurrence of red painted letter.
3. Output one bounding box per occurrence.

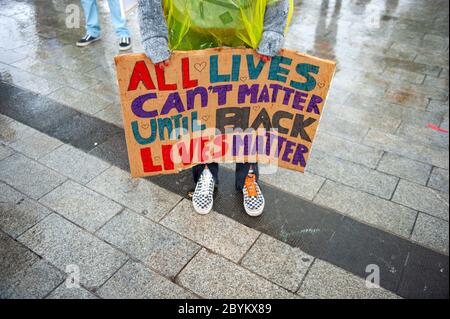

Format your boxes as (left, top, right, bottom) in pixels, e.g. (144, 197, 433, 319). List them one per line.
(161, 144, 175, 170)
(155, 65, 177, 91)
(128, 61, 156, 91)
(182, 58, 198, 89)
(140, 148, 162, 172)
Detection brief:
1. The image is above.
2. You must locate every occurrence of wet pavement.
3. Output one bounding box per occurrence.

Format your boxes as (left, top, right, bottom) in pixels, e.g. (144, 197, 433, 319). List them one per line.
(0, 0, 449, 299)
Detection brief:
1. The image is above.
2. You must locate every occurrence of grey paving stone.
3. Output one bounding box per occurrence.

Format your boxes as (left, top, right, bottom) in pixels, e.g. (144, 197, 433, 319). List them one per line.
(97, 210, 200, 278)
(0, 153, 66, 200)
(0, 62, 33, 84)
(40, 144, 111, 185)
(337, 53, 387, 75)
(389, 29, 424, 47)
(98, 261, 196, 299)
(393, 180, 449, 221)
(442, 114, 449, 130)
(0, 82, 77, 136)
(333, 80, 388, 100)
(422, 34, 450, 53)
(85, 65, 117, 82)
(377, 153, 432, 185)
(317, 116, 369, 143)
(9, 130, 63, 160)
(2, 259, 65, 299)
(385, 43, 418, 61)
(314, 133, 383, 168)
(411, 213, 449, 255)
(314, 180, 417, 238)
(0, 48, 27, 64)
(297, 259, 400, 299)
(43, 54, 99, 75)
(13, 73, 63, 96)
(396, 122, 449, 149)
(326, 87, 351, 105)
(387, 42, 423, 60)
(331, 69, 385, 89)
(47, 87, 110, 115)
(46, 285, 98, 299)
(177, 249, 295, 299)
(0, 114, 14, 126)
(389, 82, 448, 105)
(364, 130, 449, 170)
(0, 197, 51, 239)
(307, 151, 399, 199)
(88, 132, 130, 170)
(94, 103, 124, 128)
(383, 68, 426, 85)
(260, 168, 325, 201)
(41, 43, 93, 61)
(346, 94, 443, 128)
(384, 57, 442, 77)
(0, 230, 40, 295)
(39, 181, 123, 232)
(83, 82, 120, 103)
(428, 167, 449, 193)
(0, 119, 35, 145)
(440, 68, 449, 79)
(161, 199, 260, 263)
(324, 103, 401, 133)
(423, 76, 449, 91)
(12, 57, 100, 91)
(385, 88, 429, 110)
(0, 182, 24, 213)
(0, 144, 13, 161)
(241, 234, 313, 292)
(427, 99, 449, 114)
(18, 214, 127, 289)
(87, 166, 182, 221)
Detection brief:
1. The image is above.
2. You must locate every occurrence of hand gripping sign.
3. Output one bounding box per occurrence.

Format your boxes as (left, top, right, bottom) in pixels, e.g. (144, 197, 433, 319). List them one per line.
(114, 48, 336, 177)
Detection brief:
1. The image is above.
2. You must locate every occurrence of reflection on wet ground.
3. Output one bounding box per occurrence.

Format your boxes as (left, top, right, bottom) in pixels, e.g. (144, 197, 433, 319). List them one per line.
(0, 0, 447, 116)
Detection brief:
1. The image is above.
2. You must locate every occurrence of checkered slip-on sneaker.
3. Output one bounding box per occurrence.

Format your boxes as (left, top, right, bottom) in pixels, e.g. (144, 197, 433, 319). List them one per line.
(76, 34, 101, 47)
(192, 169, 215, 215)
(243, 173, 265, 217)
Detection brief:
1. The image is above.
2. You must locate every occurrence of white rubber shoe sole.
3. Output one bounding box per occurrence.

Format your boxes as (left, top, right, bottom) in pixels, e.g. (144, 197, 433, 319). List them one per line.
(76, 36, 101, 47)
(192, 200, 213, 215)
(244, 201, 265, 217)
(119, 43, 132, 51)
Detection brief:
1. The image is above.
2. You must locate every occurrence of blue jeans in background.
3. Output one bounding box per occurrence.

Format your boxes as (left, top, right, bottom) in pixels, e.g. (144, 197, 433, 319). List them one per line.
(81, 0, 130, 38)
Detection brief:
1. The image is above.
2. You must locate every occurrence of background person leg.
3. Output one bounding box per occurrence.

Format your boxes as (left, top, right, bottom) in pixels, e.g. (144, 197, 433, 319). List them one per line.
(80, 0, 101, 37)
(107, 0, 131, 37)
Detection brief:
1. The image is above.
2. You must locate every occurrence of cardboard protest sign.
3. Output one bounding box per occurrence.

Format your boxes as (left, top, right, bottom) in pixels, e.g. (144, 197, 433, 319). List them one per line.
(114, 48, 336, 178)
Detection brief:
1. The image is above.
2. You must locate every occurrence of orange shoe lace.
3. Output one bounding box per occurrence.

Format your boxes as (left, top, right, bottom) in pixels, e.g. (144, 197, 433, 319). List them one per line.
(245, 174, 258, 197)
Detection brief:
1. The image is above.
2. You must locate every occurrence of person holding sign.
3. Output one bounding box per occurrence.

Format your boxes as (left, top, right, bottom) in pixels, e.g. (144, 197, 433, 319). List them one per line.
(137, 0, 292, 216)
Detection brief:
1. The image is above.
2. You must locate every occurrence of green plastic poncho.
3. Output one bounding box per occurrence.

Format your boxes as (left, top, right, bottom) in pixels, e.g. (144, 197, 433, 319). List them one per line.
(162, 0, 294, 51)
